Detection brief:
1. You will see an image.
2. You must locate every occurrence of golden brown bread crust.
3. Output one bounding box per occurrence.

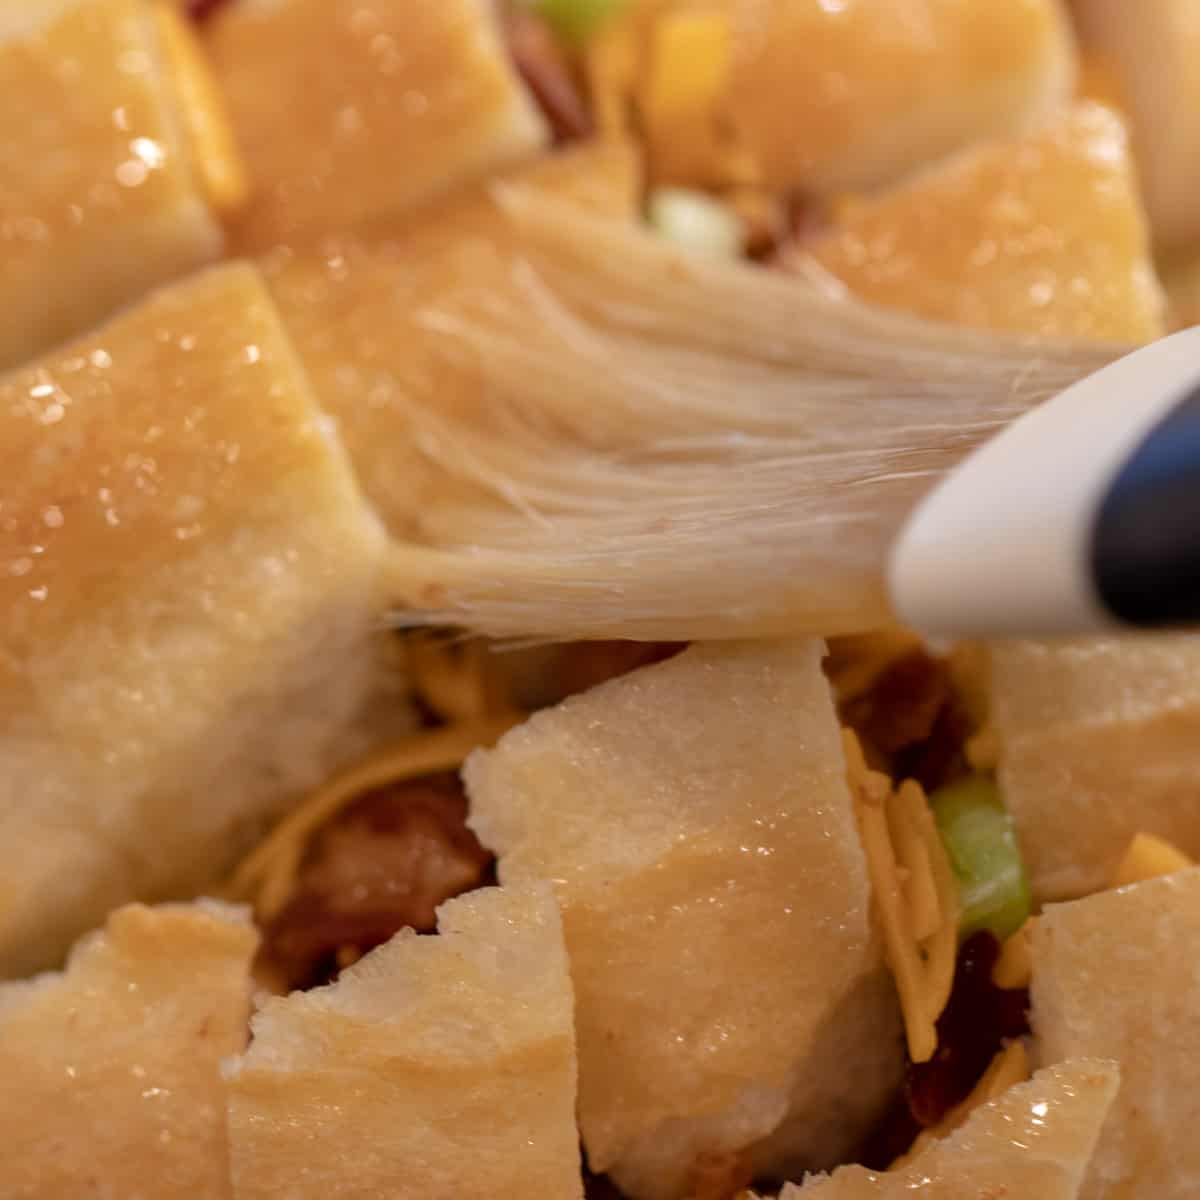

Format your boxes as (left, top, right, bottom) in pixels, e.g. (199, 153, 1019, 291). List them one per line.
(0, 0, 223, 370)
(631, 0, 1075, 192)
(206, 0, 549, 252)
(0, 262, 386, 977)
(1073, 0, 1200, 249)
(0, 901, 257, 1200)
(805, 104, 1164, 345)
(263, 142, 640, 540)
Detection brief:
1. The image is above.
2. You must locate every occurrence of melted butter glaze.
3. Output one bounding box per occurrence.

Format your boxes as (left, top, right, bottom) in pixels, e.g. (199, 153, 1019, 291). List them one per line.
(0, 0, 222, 368)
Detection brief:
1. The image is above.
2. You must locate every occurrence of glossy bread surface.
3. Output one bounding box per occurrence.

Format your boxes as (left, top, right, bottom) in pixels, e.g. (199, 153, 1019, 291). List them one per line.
(0, 262, 385, 977)
(784, 1059, 1118, 1198)
(0, 901, 256, 1200)
(206, 0, 548, 250)
(1073, 0, 1200, 248)
(990, 636, 1200, 899)
(1032, 868, 1200, 1200)
(264, 142, 639, 539)
(0, 0, 222, 369)
(636, 0, 1074, 191)
(466, 640, 901, 1200)
(808, 104, 1163, 344)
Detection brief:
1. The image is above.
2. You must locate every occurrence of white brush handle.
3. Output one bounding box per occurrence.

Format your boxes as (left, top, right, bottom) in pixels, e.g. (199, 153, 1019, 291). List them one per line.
(889, 327, 1200, 638)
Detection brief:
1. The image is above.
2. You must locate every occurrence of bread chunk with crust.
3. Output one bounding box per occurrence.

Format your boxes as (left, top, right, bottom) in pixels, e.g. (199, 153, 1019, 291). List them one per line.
(0, 901, 256, 1200)
(0, 263, 386, 977)
(1031, 868, 1200, 1199)
(226, 884, 583, 1200)
(466, 639, 902, 1199)
(0, 0, 225, 368)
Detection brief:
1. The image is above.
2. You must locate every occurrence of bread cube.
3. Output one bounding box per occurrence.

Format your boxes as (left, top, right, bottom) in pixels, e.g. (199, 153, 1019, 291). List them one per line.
(634, 0, 1075, 193)
(206, 0, 548, 250)
(226, 884, 583, 1200)
(990, 636, 1200, 899)
(781, 1059, 1119, 1199)
(0, 0, 225, 368)
(466, 640, 901, 1199)
(1072, 0, 1200, 248)
(805, 104, 1163, 344)
(264, 142, 639, 540)
(0, 901, 256, 1199)
(1031, 868, 1200, 1199)
(0, 262, 386, 976)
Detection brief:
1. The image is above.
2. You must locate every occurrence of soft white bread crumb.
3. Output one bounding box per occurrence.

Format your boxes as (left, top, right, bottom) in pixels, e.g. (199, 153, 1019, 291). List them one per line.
(225, 883, 583, 1200)
(0, 901, 257, 1199)
(781, 1058, 1119, 1198)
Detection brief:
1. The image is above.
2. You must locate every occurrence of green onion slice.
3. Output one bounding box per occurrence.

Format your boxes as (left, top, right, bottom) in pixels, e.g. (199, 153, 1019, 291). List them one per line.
(931, 775, 1032, 942)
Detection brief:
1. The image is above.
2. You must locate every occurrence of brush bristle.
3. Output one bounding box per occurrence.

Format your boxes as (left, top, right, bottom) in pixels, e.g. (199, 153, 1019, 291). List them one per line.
(382, 188, 1119, 641)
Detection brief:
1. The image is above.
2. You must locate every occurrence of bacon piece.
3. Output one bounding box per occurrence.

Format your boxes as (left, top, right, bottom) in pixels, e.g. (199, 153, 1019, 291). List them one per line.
(838, 646, 973, 794)
(905, 931, 1030, 1128)
(859, 931, 1031, 1168)
(259, 773, 494, 991)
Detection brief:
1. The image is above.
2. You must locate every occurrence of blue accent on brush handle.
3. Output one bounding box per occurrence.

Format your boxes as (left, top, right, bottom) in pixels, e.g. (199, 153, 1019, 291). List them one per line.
(1092, 384, 1200, 625)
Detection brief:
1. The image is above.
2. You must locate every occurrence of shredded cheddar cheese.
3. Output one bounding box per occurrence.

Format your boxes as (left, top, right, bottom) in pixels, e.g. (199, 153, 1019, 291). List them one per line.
(888, 781, 941, 943)
(643, 12, 731, 126)
(1111, 831, 1195, 889)
(225, 714, 520, 920)
(891, 1039, 1031, 1168)
(844, 728, 960, 1064)
(588, 6, 759, 185)
(222, 632, 524, 922)
(406, 632, 515, 724)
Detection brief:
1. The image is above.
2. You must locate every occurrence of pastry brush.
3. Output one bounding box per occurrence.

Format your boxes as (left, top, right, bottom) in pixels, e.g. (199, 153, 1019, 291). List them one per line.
(892, 326, 1200, 638)
(381, 187, 1126, 641)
